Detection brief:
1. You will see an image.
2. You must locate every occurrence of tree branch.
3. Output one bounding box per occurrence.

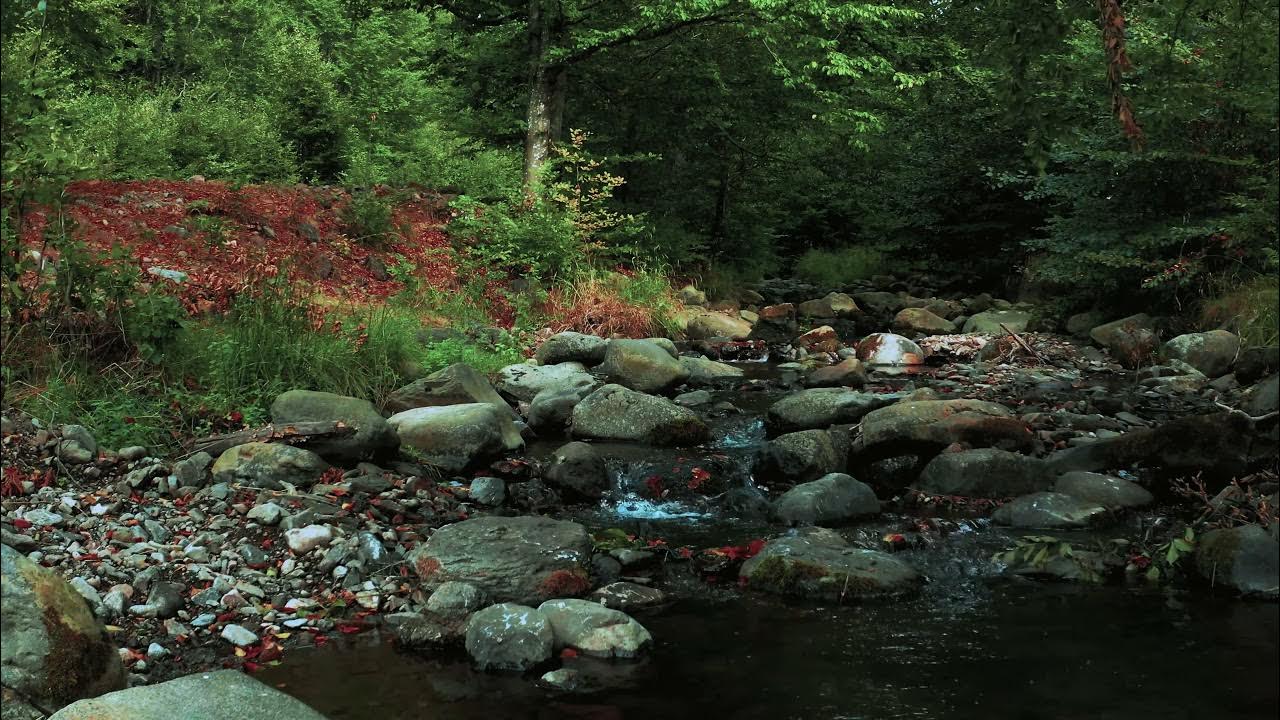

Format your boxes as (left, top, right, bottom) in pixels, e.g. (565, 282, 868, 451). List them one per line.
(562, 13, 741, 65)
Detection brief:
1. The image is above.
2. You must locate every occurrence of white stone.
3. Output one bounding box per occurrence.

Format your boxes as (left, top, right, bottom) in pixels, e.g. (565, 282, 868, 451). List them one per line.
(285, 524, 333, 554)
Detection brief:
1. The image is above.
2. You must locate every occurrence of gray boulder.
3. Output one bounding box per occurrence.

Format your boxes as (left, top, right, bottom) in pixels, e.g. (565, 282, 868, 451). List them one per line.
(270, 390, 398, 462)
(803, 358, 867, 388)
(852, 291, 905, 316)
(991, 492, 1108, 528)
(210, 443, 329, 490)
(773, 473, 880, 526)
(1053, 471, 1153, 510)
(544, 442, 610, 500)
(385, 363, 516, 417)
(854, 333, 925, 367)
(388, 403, 523, 472)
(916, 448, 1054, 498)
(686, 312, 752, 341)
(963, 310, 1031, 334)
(426, 581, 488, 614)
(1242, 373, 1278, 417)
(596, 339, 689, 393)
(465, 604, 554, 671)
(527, 386, 590, 432)
(740, 531, 921, 601)
(535, 332, 608, 366)
(468, 477, 506, 506)
(893, 308, 956, 336)
(1161, 330, 1240, 378)
(57, 425, 97, 465)
(47, 670, 328, 720)
(409, 516, 593, 604)
(766, 389, 889, 434)
(497, 362, 595, 403)
(571, 385, 710, 446)
(536, 599, 652, 658)
(587, 582, 667, 612)
(798, 293, 860, 319)
(1090, 314, 1159, 368)
(2, 544, 125, 711)
(1194, 525, 1278, 598)
(851, 399, 1030, 464)
(678, 356, 745, 385)
(763, 429, 845, 484)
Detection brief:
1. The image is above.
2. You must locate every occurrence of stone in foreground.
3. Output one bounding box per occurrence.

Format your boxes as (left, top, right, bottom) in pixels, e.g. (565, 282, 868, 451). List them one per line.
(387, 403, 523, 472)
(211, 442, 329, 489)
(537, 599, 653, 658)
(465, 603, 554, 671)
(740, 531, 921, 601)
(773, 473, 880, 527)
(916, 448, 1054, 498)
(410, 516, 593, 605)
(48, 670, 328, 720)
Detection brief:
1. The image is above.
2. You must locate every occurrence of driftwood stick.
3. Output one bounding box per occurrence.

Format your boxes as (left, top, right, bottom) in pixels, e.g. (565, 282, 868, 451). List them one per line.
(1213, 400, 1280, 424)
(185, 421, 353, 458)
(999, 322, 1045, 364)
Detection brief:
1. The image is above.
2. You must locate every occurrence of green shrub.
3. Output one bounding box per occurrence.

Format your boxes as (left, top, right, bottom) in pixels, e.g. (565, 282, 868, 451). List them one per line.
(1202, 275, 1280, 347)
(417, 337, 522, 375)
(341, 190, 398, 247)
(793, 246, 887, 287)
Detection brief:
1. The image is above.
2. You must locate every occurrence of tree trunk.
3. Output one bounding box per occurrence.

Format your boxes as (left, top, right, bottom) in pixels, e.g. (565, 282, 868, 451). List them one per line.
(522, 0, 566, 192)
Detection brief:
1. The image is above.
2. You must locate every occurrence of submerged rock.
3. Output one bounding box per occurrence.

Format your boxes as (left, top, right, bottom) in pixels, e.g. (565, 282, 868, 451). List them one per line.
(740, 531, 921, 601)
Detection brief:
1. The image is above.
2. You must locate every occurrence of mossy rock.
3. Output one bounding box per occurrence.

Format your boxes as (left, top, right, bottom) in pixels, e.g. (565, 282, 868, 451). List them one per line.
(739, 533, 921, 602)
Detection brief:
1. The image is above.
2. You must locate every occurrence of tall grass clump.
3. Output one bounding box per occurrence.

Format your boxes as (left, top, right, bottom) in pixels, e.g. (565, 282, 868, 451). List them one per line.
(1201, 274, 1280, 347)
(793, 246, 887, 287)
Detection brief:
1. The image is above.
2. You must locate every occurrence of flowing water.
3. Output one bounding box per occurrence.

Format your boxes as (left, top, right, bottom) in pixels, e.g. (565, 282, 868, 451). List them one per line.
(261, 362, 1279, 718)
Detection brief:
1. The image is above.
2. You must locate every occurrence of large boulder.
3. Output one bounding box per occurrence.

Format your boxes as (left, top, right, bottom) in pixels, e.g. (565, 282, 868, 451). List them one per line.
(851, 399, 1031, 465)
(1090, 314, 1159, 368)
(991, 492, 1108, 528)
(1243, 374, 1279, 417)
(762, 429, 845, 484)
(1161, 330, 1240, 378)
(739, 531, 921, 601)
(748, 303, 798, 343)
(893, 308, 956, 336)
(387, 404, 523, 472)
(48, 670, 327, 720)
(1053, 471, 1153, 510)
(464, 604, 554, 671)
(803, 358, 867, 388)
(766, 389, 889, 434)
(916, 448, 1055, 498)
(795, 326, 840, 354)
(1046, 412, 1264, 480)
(962, 310, 1031, 334)
(211, 443, 329, 489)
(571, 385, 710, 446)
(536, 599, 652, 659)
(1194, 525, 1278, 598)
(535, 332, 608, 366)
(270, 390, 398, 462)
(410, 516, 593, 605)
(384, 363, 516, 417)
(852, 291, 906, 316)
(543, 442, 610, 500)
(773, 473, 879, 526)
(855, 333, 925, 367)
(1236, 347, 1280, 385)
(678, 356, 745, 385)
(797, 293, 860, 319)
(686, 312, 753, 341)
(596, 339, 689, 393)
(2, 544, 125, 712)
(497, 362, 595, 403)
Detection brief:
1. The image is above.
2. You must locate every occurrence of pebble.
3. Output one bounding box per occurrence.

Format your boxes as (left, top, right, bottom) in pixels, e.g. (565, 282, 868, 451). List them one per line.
(191, 613, 218, 628)
(22, 508, 64, 526)
(146, 642, 168, 659)
(246, 502, 285, 526)
(219, 624, 259, 647)
(285, 524, 334, 553)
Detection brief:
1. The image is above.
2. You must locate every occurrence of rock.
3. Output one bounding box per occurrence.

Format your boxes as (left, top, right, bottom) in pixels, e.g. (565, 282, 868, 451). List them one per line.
(535, 332, 609, 366)
(762, 429, 844, 484)
(388, 403, 524, 472)
(740, 310, 759, 323)
(269, 390, 398, 462)
(285, 525, 334, 554)
(893, 308, 955, 336)
(426, 581, 487, 614)
(678, 356, 745, 385)
(1053, 472, 1153, 510)
(410, 516, 593, 605)
(571, 385, 709, 446)
(674, 390, 713, 406)
(468, 477, 506, 506)
(748, 303, 798, 343)
(543, 442, 609, 500)
(587, 582, 667, 612)
(20, 509, 63, 527)
(465, 603, 554, 671)
(537, 599, 652, 658)
(1090, 314, 1159, 368)
(47, 670, 328, 720)
(1, 544, 125, 710)
(803, 358, 867, 388)
(497, 362, 596, 403)
(678, 285, 707, 306)
(1236, 347, 1280, 385)
(218, 624, 258, 647)
(852, 291, 906, 316)
(595, 339, 689, 393)
(795, 325, 839, 354)
(173, 452, 212, 488)
(773, 473, 879, 526)
(766, 388, 888, 434)
(797, 293, 860, 319)
(962, 310, 1031, 334)
(117, 446, 148, 461)
(855, 333, 925, 367)
(1194, 525, 1278, 598)
(1243, 374, 1279, 417)
(145, 582, 184, 619)
(916, 449, 1055, 498)
(850, 399, 1030, 466)
(1066, 311, 1106, 337)
(740, 532, 921, 601)
(385, 363, 517, 417)
(991, 492, 1108, 528)
(527, 386, 589, 432)
(210, 443, 329, 490)
(57, 425, 97, 464)
(686, 312, 753, 341)
(385, 612, 464, 647)
(1045, 411, 1262, 480)
(246, 502, 285, 526)
(539, 668, 581, 691)
(1160, 330, 1240, 378)
(646, 337, 679, 358)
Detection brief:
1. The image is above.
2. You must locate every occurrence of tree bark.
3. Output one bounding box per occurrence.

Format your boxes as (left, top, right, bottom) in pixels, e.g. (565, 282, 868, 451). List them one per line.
(522, 0, 565, 192)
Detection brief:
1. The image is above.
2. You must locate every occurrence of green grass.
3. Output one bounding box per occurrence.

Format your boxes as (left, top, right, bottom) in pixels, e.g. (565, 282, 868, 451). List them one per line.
(793, 246, 887, 287)
(1201, 274, 1280, 347)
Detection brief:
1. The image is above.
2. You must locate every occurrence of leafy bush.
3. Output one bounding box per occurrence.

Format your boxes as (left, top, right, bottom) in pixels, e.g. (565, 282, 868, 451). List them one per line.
(341, 190, 398, 247)
(417, 337, 522, 375)
(793, 246, 887, 287)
